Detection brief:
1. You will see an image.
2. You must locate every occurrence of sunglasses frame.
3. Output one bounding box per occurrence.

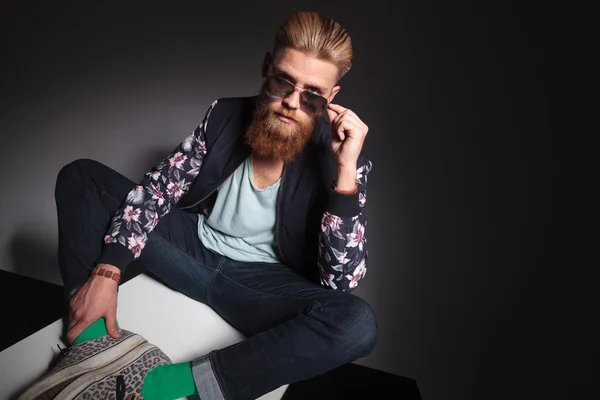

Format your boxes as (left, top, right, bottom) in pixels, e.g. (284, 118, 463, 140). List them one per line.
(263, 74, 330, 115)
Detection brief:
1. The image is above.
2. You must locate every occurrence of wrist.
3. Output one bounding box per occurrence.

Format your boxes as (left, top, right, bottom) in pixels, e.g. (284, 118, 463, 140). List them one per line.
(96, 263, 121, 273)
(91, 265, 121, 285)
(335, 165, 357, 192)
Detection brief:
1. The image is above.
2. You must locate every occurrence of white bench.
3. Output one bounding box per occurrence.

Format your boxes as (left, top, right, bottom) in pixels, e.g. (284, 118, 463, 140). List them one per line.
(0, 273, 288, 400)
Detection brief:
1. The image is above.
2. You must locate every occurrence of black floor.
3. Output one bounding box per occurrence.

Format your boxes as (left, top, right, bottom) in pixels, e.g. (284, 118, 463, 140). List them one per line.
(1, 270, 66, 352)
(1, 269, 421, 399)
(1, 261, 145, 352)
(281, 362, 421, 399)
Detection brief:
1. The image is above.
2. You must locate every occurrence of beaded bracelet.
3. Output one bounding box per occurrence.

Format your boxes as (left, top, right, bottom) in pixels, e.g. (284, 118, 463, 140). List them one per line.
(91, 266, 121, 284)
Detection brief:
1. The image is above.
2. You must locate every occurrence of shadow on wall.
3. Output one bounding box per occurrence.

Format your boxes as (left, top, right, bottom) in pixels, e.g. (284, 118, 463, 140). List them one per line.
(9, 231, 62, 286)
(7, 146, 174, 287)
(125, 147, 179, 184)
(9, 232, 148, 287)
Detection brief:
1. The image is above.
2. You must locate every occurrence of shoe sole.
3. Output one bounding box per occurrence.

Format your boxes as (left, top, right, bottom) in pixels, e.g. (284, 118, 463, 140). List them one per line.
(17, 334, 147, 400)
(54, 342, 161, 400)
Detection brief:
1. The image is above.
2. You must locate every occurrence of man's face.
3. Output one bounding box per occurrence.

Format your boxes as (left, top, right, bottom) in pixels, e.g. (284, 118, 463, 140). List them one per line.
(245, 47, 340, 162)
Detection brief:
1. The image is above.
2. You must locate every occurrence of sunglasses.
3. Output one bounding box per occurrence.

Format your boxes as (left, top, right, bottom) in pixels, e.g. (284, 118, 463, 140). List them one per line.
(263, 75, 329, 115)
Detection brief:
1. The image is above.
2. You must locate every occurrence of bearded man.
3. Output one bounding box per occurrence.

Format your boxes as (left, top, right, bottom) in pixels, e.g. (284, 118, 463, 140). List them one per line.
(20, 11, 376, 400)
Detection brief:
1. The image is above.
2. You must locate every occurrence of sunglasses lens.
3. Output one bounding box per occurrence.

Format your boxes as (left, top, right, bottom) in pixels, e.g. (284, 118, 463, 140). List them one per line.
(265, 76, 293, 98)
(265, 76, 327, 115)
(301, 92, 327, 115)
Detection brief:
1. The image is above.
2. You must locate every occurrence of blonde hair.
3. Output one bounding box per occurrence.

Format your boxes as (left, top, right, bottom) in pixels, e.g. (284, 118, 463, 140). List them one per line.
(273, 11, 353, 81)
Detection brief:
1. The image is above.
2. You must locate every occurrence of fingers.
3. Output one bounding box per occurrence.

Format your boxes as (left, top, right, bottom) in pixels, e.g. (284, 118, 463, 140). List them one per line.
(327, 107, 345, 141)
(330, 112, 367, 141)
(327, 103, 347, 113)
(67, 318, 90, 344)
(105, 310, 121, 339)
(326, 108, 338, 125)
(67, 318, 79, 343)
(68, 307, 76, 327)
(67, 303, 82, 331)
(327, 104, 368, 130)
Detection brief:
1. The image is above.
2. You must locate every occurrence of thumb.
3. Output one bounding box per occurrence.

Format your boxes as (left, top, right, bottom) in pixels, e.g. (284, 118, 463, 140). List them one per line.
(105, 310, 120, 339)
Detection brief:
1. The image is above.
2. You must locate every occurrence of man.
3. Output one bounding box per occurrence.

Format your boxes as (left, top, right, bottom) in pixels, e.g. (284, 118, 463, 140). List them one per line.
(20, 10, 376, 400)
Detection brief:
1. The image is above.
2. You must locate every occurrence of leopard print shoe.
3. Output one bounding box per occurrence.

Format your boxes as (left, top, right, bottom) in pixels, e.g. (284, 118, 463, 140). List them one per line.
(17, 330, 147, 400)
(53, 342, 172, 400)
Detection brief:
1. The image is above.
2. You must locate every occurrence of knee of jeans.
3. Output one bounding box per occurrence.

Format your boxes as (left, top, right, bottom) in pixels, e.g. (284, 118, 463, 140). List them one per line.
(55, 158, 101, 196)
(326, 295, 378, 359)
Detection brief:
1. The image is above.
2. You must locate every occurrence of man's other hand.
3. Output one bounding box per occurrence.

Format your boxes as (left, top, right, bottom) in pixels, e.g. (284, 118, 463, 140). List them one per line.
(66, 265, 120, 344)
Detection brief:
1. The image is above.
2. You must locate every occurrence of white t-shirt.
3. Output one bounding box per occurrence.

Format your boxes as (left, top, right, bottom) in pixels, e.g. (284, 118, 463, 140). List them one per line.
(197, 156, 281, 263)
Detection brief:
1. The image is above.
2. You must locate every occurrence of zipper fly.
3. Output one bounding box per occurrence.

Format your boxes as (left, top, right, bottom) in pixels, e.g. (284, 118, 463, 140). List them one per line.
(275, 165, 288, 265)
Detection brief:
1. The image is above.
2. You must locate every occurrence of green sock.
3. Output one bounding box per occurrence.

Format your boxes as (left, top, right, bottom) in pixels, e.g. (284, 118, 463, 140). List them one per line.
(141, 362, 198, 400)
(73, 317, 120, 345)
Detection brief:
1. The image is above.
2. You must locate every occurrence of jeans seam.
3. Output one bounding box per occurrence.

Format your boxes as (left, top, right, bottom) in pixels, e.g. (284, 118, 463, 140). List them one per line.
(207, 313, 322, 385)
(208, 351, 230, 400)
(207, 257, 225, 307)
(92, 188, 123, 229)
(215, 270, 324, 311)
(149, 233, 209, 271)
(95, 187, 123, 206)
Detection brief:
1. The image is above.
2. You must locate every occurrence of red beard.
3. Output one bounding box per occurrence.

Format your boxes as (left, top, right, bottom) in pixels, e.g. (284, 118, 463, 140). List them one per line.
(244, 94, 318, 163)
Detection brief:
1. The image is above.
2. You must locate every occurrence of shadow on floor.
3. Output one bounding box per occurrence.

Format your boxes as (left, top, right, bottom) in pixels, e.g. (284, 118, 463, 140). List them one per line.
(281, 362, 422, 400)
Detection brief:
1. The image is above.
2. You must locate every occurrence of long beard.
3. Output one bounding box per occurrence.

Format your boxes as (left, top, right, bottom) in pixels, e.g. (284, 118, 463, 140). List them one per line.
(244, 94, 317, 163)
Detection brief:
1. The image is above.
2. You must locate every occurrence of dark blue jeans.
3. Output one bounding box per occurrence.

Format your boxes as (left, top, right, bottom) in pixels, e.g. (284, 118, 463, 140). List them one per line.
(55, 158, 377, 400)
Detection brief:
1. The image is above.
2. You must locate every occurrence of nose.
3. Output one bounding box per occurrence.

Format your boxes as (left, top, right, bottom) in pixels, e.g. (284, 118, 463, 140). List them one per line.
(283, 89, 301, 110)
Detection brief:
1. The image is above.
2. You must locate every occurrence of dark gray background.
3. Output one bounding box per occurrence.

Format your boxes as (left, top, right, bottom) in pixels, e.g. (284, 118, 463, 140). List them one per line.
(1, 1, 565, 399)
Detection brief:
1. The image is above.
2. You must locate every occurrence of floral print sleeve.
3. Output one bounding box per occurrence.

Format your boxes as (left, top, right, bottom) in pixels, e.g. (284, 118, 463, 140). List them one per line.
(95, 100, 218, 271)
(319, 160, 372, 292)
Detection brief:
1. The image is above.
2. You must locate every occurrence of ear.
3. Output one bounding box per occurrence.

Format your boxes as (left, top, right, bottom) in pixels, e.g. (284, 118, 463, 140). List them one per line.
(327, 85, 341, 104)
(262, 52, 272, 78)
